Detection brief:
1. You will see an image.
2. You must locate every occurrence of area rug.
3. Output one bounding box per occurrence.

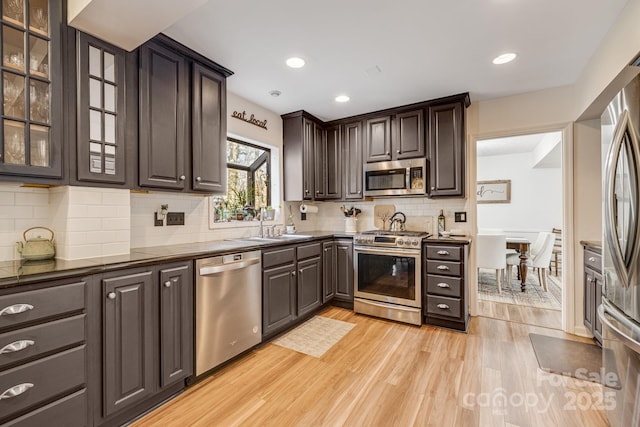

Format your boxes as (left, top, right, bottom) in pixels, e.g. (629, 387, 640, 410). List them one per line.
(529, 333, 620, 388)
(478, 269, 562, 310)
(272, 316, 356, 358)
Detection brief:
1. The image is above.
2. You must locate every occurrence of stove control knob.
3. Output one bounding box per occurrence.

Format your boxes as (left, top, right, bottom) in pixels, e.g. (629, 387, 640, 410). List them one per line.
(397, 239, 404, 246)
(356, 237, 362, 243)
(412, 239, 419, 246)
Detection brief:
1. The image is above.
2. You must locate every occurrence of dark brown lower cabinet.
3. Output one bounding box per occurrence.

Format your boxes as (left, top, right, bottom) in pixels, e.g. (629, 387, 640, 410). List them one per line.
(322, 242, 336, 302)
(262, 262, 297, 339)
(334, 239, 354, 304)
(583, 245, 602, 345)
(93, 261, 193, 426)
(102, 270, 155, 417)
(297, 256, 322, 316)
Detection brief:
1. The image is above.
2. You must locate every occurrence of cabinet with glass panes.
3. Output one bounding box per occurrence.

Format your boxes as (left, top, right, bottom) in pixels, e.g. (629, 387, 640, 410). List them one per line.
(0, 0, 61, 179)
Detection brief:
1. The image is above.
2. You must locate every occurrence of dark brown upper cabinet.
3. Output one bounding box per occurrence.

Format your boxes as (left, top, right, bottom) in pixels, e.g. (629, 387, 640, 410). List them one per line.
(138, 39, 189, 191)
(364, 116, 392, 162)
(314, 124, 341, 200)
(138, 35, 232, 194)
(192, 62, 226, 193)
(282, 111, 323, 201)
(428, 100, 465, 197)
(72, 31, 136, 187)
(0, 0, 63, 181)
(395, 109, 425, 159)
(343, 121, 363, 200)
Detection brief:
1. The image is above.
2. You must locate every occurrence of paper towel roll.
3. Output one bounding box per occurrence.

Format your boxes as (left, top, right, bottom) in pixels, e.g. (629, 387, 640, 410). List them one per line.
(299, 204, 318, 214)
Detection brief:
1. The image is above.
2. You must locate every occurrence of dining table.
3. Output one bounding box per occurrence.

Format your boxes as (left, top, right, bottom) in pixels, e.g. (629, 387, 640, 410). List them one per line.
(506, 237, 531, 292)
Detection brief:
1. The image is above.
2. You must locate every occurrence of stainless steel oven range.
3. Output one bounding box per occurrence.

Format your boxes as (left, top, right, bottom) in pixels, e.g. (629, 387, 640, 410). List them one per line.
(354, 230, 429, 325)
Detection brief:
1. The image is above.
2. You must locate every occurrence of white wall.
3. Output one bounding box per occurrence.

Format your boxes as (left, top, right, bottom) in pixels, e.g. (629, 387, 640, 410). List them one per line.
(477, 152, 562, 240)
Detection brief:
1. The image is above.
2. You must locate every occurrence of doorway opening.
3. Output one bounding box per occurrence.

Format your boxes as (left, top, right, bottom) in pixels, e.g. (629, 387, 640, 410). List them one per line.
(475, 131, 564, 330)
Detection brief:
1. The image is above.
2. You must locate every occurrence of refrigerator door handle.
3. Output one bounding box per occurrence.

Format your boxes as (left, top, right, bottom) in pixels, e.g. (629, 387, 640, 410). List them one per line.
(599, 304, 640, 354)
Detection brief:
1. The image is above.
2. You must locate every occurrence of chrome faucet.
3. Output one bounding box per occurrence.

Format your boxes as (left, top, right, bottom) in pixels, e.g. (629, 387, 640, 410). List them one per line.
(258, 208, 264, 238)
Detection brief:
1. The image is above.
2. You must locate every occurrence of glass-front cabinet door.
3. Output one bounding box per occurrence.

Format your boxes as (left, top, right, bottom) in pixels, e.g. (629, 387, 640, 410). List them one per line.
(0, 0, 61, 178)
(75, 31, 127, 184)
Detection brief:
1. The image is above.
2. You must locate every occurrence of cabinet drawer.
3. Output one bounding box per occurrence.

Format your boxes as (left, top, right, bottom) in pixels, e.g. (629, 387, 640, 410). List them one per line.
(584, 250, 602, 273)
(2, 388, 86, 427)
(262, 247, 296, 269)
(297, 242, 321, 260)
(0, 346, 85, 421)
(426, 275, 462, 298)
(426, 295, 462, 320)
(0, 315, 85, 370)
(0, 282, 85, 332)
(425, 245, 462, 261)
(426, 260, 461, 277)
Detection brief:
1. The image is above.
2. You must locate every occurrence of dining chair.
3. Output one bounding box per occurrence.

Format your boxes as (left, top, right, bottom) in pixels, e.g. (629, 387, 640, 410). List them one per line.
(549, 227, 562, 276)
(476, 234, 507, 292)
(506, 232, 555, 291)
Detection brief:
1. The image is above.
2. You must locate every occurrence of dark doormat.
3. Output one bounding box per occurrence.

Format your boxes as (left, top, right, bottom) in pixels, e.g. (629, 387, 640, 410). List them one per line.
(529, 333, 620, 388)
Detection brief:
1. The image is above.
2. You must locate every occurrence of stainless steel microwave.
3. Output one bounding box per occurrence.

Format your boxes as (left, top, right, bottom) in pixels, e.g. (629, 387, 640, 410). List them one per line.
(363, 158, 427, 197)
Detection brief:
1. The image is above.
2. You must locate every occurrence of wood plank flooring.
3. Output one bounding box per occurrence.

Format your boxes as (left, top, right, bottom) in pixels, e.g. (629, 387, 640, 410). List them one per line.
(477, 299, 563, 330)
(133, 307, 607, 427)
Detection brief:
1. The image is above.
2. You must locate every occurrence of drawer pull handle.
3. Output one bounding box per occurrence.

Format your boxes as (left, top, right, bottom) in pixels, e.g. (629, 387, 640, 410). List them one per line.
(436, 304, 450, 310)
(0, 304, 34, 316)
(437, 283, 451, 288)
(588, 257, 597, 262)
(0, 340, 35, 354)
(437, 250, 450, 255)
(436, 265, 450, 271)
(0, 383, 34, 400)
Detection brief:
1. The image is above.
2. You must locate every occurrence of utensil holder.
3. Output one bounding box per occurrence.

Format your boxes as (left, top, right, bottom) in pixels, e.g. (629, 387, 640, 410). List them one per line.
(345, 217, 358, 233)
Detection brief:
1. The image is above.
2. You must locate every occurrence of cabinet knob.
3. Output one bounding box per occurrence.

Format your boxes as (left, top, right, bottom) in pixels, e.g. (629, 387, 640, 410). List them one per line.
(179, 175, 186, 181)
(324, 248, 329, 252)
(396, 150, 401, 154)
(164, 281, 172, 288)
(305, 189, 310, 194)
(431, 186, 435, 191)
(386, 151, 390, 155)
(316, 190, 320, 194)
(107, 292, 116, 300)
(588, 257, 597, 262)
(196, 176, 202, 182)
(291, 271, 296, 277)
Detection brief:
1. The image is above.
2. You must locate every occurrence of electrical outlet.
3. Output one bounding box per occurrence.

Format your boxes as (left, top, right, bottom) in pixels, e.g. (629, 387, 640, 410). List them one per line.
(454, 211, 467, 223)
(154, 213, 164, 227)
(166, 212, 185, 226)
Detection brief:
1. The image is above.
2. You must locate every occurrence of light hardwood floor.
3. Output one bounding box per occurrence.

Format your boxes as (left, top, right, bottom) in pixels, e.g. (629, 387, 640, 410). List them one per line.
(477, 299, 563, 330)
(134, 307, 607, 427)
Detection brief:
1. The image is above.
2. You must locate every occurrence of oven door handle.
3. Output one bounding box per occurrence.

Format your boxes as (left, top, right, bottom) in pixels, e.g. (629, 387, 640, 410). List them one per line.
(354, 246, 420, 257)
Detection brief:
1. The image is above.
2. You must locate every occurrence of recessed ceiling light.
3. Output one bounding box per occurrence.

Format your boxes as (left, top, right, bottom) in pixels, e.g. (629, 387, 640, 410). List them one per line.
(269, 90, 282, 97)
(493, 53, 517, 65)
(286, 57, 305, 68)
(335, 95, 350, 103)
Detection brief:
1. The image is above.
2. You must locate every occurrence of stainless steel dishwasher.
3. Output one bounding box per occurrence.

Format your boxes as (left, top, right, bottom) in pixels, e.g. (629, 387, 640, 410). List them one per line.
(195, 250, 262, 376)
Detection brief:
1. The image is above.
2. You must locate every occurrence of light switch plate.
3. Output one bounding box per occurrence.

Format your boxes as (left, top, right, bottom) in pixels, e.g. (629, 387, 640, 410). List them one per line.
(454, 212, 467, 222)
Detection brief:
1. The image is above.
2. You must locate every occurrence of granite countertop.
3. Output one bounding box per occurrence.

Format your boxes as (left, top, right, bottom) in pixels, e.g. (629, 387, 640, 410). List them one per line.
(580, 240, 602, 250)
(0, 231, 348, 288)
(0, 230, 470, 288)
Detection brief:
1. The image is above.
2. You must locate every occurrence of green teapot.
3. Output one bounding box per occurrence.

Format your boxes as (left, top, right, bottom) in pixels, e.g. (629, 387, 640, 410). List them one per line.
(16, 227, 56, 261)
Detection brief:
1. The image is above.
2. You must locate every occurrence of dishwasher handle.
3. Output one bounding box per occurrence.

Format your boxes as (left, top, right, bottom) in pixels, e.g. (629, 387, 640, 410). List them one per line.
(199, 258, 260, 276)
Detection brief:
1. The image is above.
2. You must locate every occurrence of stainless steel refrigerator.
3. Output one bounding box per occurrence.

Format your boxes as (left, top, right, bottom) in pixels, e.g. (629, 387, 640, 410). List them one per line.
(601, 73, 640, 427)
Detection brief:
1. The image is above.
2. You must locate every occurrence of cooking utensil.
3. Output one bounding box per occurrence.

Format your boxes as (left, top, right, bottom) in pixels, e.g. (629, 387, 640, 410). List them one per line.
(16, 226, 55, 260)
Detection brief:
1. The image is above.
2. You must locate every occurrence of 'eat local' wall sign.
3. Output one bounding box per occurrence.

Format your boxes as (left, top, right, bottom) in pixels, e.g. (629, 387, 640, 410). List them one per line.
(231, 110, 268, 130)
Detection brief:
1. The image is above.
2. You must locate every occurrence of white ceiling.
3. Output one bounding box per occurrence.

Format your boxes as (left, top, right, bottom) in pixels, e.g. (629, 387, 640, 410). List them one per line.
(477, 132, 562, 168)
(165, 0, 630, 121)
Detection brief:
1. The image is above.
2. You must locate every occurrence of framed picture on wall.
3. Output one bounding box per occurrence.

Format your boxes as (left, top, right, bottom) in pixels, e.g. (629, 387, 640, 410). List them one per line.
(477, 180, 511, 203)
